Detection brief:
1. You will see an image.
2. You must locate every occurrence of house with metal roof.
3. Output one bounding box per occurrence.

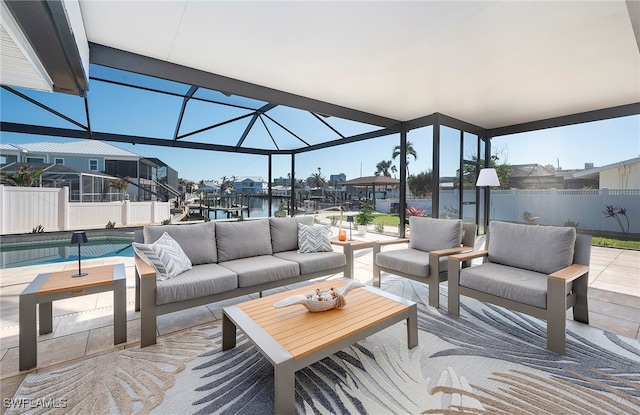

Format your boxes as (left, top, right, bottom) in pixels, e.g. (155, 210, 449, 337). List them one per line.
(233, 176, 267, 195)
(572, 157, 640, 190)
(0, 140, 180, 201)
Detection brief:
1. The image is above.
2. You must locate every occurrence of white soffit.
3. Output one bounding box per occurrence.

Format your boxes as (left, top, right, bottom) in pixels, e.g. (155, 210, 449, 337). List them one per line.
(63, 0, 90, 87)
(81, 1, 640, 128)
(0, 1, 53, 92)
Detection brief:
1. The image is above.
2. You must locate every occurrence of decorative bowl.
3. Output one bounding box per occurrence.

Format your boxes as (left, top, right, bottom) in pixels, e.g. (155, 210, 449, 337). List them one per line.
(273, 281, 365, 312)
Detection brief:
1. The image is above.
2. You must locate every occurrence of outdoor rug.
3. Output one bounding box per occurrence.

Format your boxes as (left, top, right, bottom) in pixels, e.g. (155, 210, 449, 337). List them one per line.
(7, 277, 640, 414)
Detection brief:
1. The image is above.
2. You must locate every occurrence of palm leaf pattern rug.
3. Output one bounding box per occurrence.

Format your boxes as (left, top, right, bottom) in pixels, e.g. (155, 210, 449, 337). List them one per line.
(9, 277, 640, 414)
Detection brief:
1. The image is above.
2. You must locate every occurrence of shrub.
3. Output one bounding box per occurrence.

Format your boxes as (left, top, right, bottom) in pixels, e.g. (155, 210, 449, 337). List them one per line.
(31, 225, 44, 233)
(563, 219, 579, 228)
(374, 222, 385, 233)
(105, 221, 116, 229)
(161, 219, 172, 225)
(522, 211, 538, 225)
(355, 200, 375, 226)
(602, 205, 629, 235)
(405, 205, 425, 217)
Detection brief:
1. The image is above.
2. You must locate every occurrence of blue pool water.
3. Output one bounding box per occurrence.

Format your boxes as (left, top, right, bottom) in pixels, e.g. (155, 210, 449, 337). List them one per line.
(0, 237, 134, 269)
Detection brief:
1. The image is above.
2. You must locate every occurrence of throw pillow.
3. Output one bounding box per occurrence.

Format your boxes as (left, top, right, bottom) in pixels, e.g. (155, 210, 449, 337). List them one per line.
(133, 232, 192, 280)
(297, 223, 332, 253)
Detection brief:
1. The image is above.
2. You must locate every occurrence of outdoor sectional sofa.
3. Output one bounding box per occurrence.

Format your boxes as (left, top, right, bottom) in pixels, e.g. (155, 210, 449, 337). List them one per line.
(134, 216, 346, 347)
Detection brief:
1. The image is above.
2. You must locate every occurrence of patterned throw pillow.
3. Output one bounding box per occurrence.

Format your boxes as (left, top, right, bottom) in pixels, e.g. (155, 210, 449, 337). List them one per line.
(133, 232, 192, 280)
(297, 223, 332, 253)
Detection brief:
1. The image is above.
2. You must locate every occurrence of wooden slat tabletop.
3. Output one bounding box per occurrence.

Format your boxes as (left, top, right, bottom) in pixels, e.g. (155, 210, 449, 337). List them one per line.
(237, 280, 408, 360)
(38, 265, 115, 295)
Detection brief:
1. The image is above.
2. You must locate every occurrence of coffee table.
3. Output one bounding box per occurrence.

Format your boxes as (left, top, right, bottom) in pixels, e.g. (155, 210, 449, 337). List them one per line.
(222, 279, 417, 415)
(19, 263, 127, 371)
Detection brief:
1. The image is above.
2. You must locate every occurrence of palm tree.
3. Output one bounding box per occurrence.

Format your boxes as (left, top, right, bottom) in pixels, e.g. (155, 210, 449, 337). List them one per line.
(220, 175, 236, 192)
(109, 178, 130, 201)
(374, 160, 395, 177)
(392, 141, 418, 176)
(0, 165, 42, 187)
(308, 167, 324, 188)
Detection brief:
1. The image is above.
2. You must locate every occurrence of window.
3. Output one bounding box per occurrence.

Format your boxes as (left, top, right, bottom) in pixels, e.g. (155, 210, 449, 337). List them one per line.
(89, 159, 98, 171)
(54, 158, 64, 165)
(0, 156, 6, 164)
(26, 157, 45, 163)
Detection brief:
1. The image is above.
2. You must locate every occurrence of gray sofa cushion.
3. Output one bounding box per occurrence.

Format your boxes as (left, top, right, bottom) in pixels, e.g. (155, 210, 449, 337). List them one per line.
(488, 221, 576, 274)
(459, 262, 555, 309)
(155, 263, 237, 305)
(220, 255, 300, 287)
(216, 219, 273, 262)
(274, 251, 346, 275)
(409, 217, 463, 252)
(375, 248, 447, 277)
(143, 221, 217, 265)
(270, 216, 314, 253)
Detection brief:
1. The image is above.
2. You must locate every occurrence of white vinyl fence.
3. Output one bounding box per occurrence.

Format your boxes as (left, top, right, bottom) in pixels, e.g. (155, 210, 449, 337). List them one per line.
(0, 185, 170, 235)
(377, 188, 640, 235)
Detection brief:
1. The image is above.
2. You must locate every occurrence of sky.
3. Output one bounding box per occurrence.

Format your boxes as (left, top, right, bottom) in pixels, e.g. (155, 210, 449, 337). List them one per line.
(1, 70, 639, 183)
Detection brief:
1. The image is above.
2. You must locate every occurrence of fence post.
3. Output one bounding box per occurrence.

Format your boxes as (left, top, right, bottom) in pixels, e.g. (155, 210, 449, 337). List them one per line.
(123, 200, 130, 225)
(0, 185, 4, 234)
(151, 201, 157, 223)
(60, 187, 70, 230)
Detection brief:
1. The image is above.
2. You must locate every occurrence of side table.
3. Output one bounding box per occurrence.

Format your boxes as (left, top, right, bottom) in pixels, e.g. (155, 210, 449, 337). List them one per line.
(19, 263, 127, 371)
(331, 239, 374, 278)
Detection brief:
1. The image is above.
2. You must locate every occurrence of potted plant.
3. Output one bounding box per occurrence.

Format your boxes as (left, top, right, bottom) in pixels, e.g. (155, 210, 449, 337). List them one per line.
(355, 200, 374, 235)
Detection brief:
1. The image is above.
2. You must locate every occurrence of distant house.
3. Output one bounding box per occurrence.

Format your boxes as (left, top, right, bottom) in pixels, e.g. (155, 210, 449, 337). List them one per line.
(233, 176, 267, 194)
(0, 140, 180, 201)
(508, 164, 566, 189)
(506, 159, 639, 190)
(329, 173, 346, 186)
(200, 180, 221, 194)
(571, 157, 640, 189)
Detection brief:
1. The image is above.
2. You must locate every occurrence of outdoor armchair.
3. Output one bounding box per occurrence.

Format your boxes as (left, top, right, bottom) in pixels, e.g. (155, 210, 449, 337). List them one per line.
(448, 220, 591, 355)
(373, 217, 476, 308)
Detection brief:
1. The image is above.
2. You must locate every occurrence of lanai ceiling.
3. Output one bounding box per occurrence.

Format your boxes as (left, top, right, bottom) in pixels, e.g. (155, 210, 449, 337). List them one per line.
(80, 0, 639, 128)
(1, 0, 639, 149)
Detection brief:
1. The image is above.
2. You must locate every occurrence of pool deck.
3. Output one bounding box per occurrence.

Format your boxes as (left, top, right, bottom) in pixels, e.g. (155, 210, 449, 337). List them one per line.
(0, 237, 638, 399)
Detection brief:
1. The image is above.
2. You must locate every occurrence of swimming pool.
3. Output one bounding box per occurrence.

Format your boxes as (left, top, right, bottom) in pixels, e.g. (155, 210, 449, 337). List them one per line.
(0, 235, 134, 269)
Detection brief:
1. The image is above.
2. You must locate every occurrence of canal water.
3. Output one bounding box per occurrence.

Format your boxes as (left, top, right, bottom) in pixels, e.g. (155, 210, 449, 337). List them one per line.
(207, 197, 291, 219)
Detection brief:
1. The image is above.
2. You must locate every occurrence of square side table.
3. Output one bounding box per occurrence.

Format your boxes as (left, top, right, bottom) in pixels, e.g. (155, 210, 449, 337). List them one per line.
(19, 263, 127, 371)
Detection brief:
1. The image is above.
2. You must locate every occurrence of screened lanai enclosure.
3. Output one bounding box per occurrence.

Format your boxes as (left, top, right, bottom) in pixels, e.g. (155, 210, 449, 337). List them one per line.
(1, 1, 638, 235)
(0, 162, 120, 202)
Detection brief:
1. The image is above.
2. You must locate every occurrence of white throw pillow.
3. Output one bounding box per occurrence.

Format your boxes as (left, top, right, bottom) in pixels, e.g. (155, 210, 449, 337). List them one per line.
(297, 223, 332, 253)
(133, 232, 192, 280)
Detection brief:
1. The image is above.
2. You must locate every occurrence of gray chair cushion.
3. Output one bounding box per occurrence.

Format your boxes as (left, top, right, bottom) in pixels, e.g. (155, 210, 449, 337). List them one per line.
(143, 221, 217, 265)
(375, 248, 447, 277)
(155, 263, 237, 305)
(409, 217, 463, 252)
(270, 216, 314, 253)
(274, 251, 346, 274)
(459, 262, 554, 309)
(220, 255, 300, 287)
(488, 221, 576, 274)
(216, 219, 273, 262)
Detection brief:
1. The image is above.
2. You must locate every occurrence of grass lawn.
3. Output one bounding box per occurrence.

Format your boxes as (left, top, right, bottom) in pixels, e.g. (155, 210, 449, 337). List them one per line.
(371, 214, 400, 226)
(591, 236, 640, 250)
(327, 214, 639, 250)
